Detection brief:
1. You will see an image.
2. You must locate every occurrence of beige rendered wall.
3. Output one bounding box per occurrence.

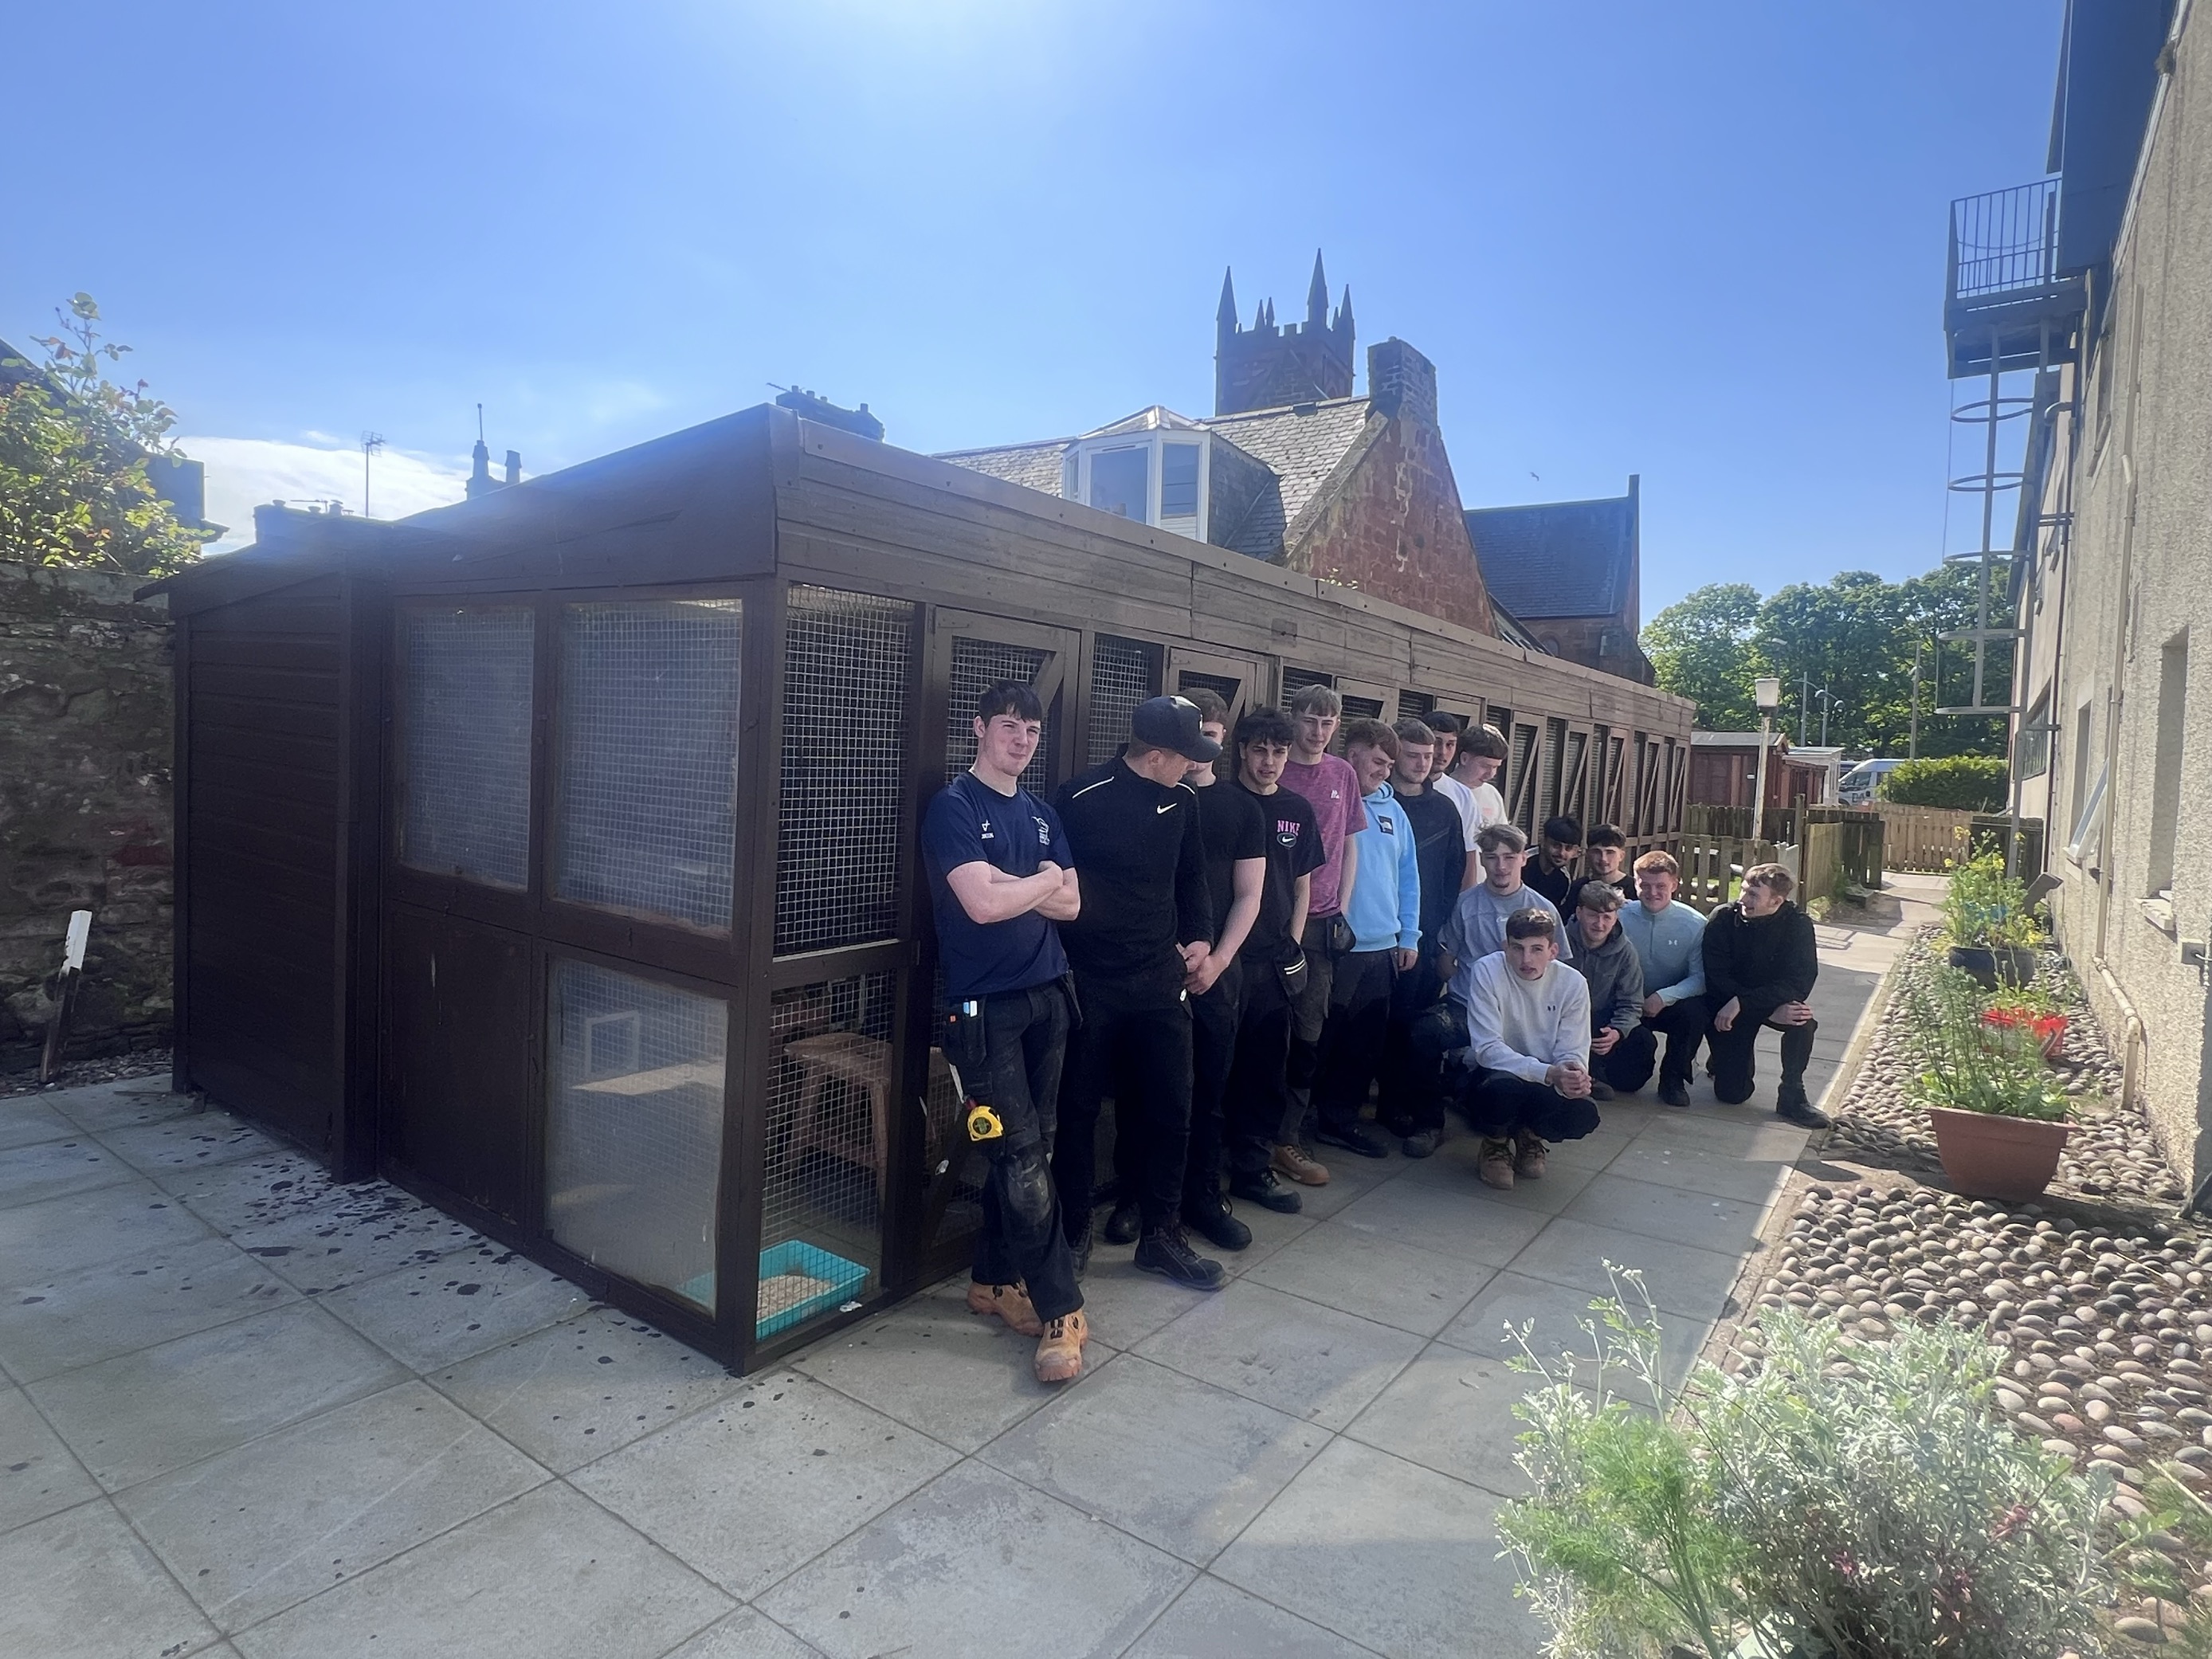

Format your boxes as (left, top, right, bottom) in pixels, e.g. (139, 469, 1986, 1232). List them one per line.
(2032, 1, 2212, 1192)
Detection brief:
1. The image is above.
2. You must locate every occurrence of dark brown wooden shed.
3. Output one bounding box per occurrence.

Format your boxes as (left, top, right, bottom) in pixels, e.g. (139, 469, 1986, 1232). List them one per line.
(151, 404, 1696, 1370)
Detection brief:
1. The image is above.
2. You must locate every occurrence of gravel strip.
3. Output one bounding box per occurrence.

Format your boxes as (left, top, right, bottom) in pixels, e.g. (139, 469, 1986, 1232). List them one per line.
(1829, 931, 2182, 1206)
(0, 1045, 171, 1099)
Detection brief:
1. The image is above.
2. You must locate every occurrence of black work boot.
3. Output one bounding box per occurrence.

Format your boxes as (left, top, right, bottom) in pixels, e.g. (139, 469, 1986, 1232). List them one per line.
(1182, 1192, 1253, 1253)
(1228, 1168, 1302, 1214)
(1775, 1085, 1830, 1129)
(1657, 1077, 1692, 1109)
(1134, 1223, 1226, 1290)
(1101, 1197, 1143, 1245)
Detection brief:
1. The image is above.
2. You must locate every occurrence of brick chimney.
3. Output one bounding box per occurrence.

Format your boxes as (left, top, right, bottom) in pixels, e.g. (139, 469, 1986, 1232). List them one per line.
(1367, 338, 1437, 427)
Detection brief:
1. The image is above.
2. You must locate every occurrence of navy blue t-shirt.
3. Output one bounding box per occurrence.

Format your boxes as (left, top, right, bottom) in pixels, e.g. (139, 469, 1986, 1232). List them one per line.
(923, 771, 1074, 1001)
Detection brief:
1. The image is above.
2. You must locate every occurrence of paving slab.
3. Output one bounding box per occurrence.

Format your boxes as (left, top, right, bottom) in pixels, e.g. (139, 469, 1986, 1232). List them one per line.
(1340, 1340, 1544, 1498)
(320, 1238, 593, 1372)
(569, 1368, 957, 1600)
(1214, 1436, 1532, 1659)
(1122, 1574, 1380, 1658)
(1506, 1215, 1747, 1323)
(0, 1096, 76, 1152)
(117, 1380, 548, 1632)
(979, 1352, 1328, 1565)
(0, 1382, 99, 1535)
(0, 1177, 214, 1283)
(1066, 1259, 1214, 1349)
(31, 1301, 406, 1491)
(1559, 1171, 1767, 1256)
(45, 1078, 200, 1134)
(661, 1608, 827, 1659)
(426, 1305, 744, 1474)
(1434, 1269, 1712, 1401)
(0, 1497, 222, 1659)
(0, 1132, 135, 1209)
(0, 1230, 299, 1383)
(229, 1482, 731, 1659)
(99, 1107, 284, 1176)
(1605, 1124, 1803, 1205)
(756, 1460, 1191, 1659)
(1328, 1176, 1551, 1266)
(1134, 1278, 1422, 1430)
(1243, 1222, 1496, 1337)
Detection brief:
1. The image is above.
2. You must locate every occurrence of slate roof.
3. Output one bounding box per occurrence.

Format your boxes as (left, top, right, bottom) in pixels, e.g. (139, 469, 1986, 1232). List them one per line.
(1464, 491, 1635, 620)
(931, 395, 1376, 561)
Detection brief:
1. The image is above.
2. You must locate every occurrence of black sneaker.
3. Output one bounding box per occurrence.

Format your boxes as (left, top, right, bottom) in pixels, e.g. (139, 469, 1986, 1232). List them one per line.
(1775, 1090, 1831, 1130)
(1182, 1194, 1253, 1253)
(1314, 1122, 1391, 1159)
(1135, 1225, 1226, 1290)
(1402, 1129, 1442, 1159)
(1228, 1170, 1303, 1214)
(1101, 1198, 1143, 1245)
(1657, 1079, 1692, 1109)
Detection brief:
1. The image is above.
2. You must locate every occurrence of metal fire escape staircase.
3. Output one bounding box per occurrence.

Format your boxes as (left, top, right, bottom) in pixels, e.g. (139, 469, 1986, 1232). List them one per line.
(1939, 181, 2087, 730)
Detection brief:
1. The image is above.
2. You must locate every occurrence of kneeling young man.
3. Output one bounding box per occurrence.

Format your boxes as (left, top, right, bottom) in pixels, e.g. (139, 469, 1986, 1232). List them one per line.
(1618, 850, 1710, 1108)
(1462, 908, 1601, 1190)
(1566, 881, 1651, 1100)
(1702, 862, 1830, 1128)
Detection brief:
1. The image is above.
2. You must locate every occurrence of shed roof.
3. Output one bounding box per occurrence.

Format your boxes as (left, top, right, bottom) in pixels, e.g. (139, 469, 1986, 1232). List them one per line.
(1464, 490, 1635, 620)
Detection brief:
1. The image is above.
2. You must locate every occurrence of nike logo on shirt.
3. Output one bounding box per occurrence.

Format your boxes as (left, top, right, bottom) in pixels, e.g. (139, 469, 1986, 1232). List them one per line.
(1155, 802, 1179, 814)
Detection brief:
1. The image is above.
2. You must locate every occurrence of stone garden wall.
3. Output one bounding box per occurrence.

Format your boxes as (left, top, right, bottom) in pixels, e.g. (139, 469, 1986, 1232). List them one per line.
(0, 560, 173, 1070)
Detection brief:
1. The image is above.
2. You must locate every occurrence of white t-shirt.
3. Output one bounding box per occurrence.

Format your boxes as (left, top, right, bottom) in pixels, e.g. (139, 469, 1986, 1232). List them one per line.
(1434, 774, 1507, 849)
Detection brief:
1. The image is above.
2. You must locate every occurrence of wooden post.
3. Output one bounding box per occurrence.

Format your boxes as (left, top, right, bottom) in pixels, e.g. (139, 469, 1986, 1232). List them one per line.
(39, 910, 92, 1084)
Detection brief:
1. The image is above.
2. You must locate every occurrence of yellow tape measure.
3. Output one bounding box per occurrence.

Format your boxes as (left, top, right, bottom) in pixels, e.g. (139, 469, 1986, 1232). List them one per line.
(966, 1102, 1004, 1142)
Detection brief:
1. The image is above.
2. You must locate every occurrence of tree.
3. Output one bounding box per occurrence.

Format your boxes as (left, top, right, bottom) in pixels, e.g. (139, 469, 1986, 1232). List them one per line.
(1641, 582, 1761, 731)
(0, 294, 209, 577)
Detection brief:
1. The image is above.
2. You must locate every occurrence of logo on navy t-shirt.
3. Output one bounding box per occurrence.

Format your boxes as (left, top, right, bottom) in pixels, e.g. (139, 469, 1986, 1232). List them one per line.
(1379, 817, 1396, 836)
(1274, 818, 1301, 848)
(1033, 815, 1053, 845)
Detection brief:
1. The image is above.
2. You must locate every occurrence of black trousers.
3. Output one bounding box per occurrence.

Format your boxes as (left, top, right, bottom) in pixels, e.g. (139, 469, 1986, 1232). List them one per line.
(1648, 995, 1711, 1087)
(1223, 961, 1295, 1179)
(1379, 948, 1447, 1132)
(1115, 958, 1242, 1212)
(1590, 1023, 1658, 1092)
(1708, 1000, 1817, 1104)
(1314, 949, 1396, 1135)
(1054, 976, 1194, 1240)
(943, 983, 1081, 1323)
(1464, 1067, 1603, 1143)
(1283, 915, 1337, 1140)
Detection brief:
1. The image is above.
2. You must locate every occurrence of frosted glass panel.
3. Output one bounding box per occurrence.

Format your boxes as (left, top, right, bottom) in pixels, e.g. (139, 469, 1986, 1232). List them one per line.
(554, 598, 743, 931)
(547, 960, 725, 1312)
(399, 606, 534, 887)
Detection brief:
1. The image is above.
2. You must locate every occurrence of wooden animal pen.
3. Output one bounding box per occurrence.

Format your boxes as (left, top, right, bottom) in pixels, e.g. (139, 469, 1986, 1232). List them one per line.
(151, 405, 1696, 1369)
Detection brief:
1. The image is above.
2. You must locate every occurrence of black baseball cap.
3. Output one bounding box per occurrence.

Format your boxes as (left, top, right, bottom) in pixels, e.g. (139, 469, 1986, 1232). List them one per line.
(1131, 695, 1222, 762)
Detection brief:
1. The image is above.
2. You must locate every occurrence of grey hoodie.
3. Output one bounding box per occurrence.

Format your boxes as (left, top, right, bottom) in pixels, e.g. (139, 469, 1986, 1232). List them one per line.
(1569, 918, 1645, 1034)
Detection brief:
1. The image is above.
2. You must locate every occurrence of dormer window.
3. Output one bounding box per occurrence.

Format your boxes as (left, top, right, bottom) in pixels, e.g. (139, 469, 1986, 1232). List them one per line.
(1064, 409, 1213, 543)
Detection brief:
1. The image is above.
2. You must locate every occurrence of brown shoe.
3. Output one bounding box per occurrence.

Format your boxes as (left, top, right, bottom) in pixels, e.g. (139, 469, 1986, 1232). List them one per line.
(1273, 1142, 1332, 1186)
(967, 1280, 1042, 1338)
(1477, 1139, 1516, 1190)
(1034, 1311, 1088, 1382)
(1515, 1131, 1548, 1181)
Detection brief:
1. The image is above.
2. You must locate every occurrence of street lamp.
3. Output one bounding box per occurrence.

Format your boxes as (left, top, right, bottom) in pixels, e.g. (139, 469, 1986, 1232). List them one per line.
(1752, 676, 1782, 841)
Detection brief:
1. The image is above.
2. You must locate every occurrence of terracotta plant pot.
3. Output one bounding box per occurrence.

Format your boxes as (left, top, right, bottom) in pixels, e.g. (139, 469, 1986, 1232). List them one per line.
(1928, 1107, 2071, 1202)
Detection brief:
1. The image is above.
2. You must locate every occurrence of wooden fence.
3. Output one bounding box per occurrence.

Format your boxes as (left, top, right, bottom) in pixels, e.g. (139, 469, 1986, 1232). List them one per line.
(1877, 804, 1979, 872)
(1678, 804, 1884, 908)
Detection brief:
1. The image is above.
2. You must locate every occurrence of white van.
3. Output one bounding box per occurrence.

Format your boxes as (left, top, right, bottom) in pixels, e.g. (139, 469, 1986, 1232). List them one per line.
(1839, 758, 1908, 806)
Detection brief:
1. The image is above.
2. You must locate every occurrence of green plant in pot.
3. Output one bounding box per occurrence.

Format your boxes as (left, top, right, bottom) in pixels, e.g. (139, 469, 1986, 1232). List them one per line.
(1904, 964, 2073, 1201)
(1941, 850, 2042, 989)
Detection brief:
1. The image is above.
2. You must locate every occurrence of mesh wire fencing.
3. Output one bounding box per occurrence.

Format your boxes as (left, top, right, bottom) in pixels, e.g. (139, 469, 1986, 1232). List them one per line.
(1086, 635, 1160, 765)
(554, 598, 743, 931)
(398, 606, 535, 887)
(945, 636, 1052, 792)
(545, 959, 726, 1313)
(775, 587, 914, 955)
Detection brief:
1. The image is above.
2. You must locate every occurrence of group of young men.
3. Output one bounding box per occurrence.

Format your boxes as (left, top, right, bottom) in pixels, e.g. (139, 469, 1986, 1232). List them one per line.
(921, 682, 1830, 1383)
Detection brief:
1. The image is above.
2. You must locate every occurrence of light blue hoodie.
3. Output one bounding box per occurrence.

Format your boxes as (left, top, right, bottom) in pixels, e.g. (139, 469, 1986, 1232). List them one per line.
(1345, 785, 1422, 954)
(1618, 897, 1708, 1003)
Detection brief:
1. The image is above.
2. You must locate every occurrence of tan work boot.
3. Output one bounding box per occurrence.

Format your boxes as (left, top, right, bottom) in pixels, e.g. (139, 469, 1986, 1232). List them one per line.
(1273, 1142, 1332, 1186)
(1034, 1311, 1088, 1382)
(967, 1279, 1043, 1337)
(1515, 1131, 1549, 1181)
(1477, 1138, 1516, 1190)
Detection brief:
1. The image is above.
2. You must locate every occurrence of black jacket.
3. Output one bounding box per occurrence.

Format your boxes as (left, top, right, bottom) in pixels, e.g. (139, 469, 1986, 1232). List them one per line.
(1053, 759, 1212, 1004)
(1700, 899, 1818, 1011)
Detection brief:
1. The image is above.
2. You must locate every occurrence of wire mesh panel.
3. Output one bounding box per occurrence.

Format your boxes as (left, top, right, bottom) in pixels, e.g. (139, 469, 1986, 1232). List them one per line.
(945, 636, 1051, 792)
(1281, 665, 1335, 698)
(1340, 693, 1386, 721)
(398, 606, 535, 887)
(546, 959, 726, 1313)
(1398, 689, 1437, 718)
(1087, 636, 1161, 765)
(775, 586, 914, 956)
(759, 972, 892, 1341)
(554, 598, 743, 931)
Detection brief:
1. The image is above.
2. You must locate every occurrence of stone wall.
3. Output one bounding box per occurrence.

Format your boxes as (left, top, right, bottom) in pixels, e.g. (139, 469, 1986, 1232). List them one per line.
(0, 561, 173, 1070)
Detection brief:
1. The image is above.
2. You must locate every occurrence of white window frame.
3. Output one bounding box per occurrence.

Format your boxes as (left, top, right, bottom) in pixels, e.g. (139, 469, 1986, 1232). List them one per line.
(1067, 431, 1212, 543)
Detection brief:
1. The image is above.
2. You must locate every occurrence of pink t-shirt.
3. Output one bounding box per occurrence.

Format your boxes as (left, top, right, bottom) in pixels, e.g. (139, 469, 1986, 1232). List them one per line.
(1281, 753, 1369, 920)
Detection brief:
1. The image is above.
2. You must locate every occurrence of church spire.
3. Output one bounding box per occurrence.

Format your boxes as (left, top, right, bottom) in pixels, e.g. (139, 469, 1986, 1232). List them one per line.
(1335, 284, 1354, 339)
(1306, 249, 1329, 329)
(1217, 268, 1238, 343)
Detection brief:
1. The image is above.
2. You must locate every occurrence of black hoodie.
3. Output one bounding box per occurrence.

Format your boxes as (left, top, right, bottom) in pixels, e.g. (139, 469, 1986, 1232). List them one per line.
(1700, 899, 1818, 1011)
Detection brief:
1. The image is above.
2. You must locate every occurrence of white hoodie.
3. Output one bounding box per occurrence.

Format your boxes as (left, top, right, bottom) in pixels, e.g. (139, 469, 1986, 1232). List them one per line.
(1465, 954, 1592, 1084)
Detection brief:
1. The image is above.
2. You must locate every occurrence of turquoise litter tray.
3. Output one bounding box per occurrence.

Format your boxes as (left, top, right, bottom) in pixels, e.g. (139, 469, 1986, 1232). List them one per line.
(751, 1241, 870, 1338)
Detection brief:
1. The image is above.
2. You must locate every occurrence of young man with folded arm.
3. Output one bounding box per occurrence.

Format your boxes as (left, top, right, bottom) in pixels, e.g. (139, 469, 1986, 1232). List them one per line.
(1565, 881, 1649, 1101)
(1618, 849, 1711, 1109)
(1461, 908, 1601, 1191)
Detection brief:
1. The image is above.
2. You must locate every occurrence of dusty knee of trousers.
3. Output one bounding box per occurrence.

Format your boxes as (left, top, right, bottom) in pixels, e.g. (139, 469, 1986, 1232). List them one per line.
(1006, 1152, 1054, 1228)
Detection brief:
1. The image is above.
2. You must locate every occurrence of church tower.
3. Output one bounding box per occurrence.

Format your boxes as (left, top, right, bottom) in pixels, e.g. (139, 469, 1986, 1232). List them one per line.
(1213, 251, 1356, 416)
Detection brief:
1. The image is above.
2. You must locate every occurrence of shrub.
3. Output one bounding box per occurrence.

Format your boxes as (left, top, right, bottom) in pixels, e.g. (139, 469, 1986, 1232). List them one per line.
(1881, 755, 2009, 810)
(1899, 963, 2072, 1120)
(1942, 849, 2042, 952)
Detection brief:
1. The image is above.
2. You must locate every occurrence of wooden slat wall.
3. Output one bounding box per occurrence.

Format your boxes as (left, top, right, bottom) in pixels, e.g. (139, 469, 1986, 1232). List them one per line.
(182, 578, 345, 1154)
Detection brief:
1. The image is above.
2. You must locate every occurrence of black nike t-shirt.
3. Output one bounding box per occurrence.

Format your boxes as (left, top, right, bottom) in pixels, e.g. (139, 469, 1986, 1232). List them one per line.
(1229, 779, 1325, 969)
(1189, 777, 1268, 945)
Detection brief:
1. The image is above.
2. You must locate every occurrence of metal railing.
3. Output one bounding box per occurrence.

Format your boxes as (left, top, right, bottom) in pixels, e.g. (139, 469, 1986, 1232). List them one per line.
(1948, 180, 2061, 302)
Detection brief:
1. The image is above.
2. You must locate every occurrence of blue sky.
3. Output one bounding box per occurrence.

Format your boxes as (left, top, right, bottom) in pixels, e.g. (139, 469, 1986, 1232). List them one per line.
(6, 2, 2061, 609)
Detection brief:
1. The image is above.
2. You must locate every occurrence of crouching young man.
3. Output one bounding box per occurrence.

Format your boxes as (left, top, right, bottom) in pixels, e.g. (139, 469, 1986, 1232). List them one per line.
(1461, 908, 1601, 1190)
(1618, 850, 1710, 1109)
(1702, 861, 1830, 1129)
(1566, 881, 1651, 1100)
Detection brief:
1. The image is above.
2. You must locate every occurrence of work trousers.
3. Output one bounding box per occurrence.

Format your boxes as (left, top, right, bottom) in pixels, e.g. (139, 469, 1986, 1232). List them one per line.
(1314, 949, 1397, 1136)
(1378, 948, 1448, 1133)
(1283, 916, 1338, 1140)
(1463, 1067, 1604, 1144)
(1053, 976, 1194, 1241)
(1648, 994, 1712, 1088)
(1222, 962, 1296, 1180)
(1114, 959, 1243, 1213)
(1708, 1001, 1818, 1104)
(943, 983, 1081, 1323)
(1590, 1024, 1659, 1093)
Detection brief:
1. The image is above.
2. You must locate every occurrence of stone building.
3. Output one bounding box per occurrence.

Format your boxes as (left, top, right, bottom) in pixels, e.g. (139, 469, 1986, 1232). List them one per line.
(2001, 0, 2210, 1189)
(1465, 480, 1655, 684)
